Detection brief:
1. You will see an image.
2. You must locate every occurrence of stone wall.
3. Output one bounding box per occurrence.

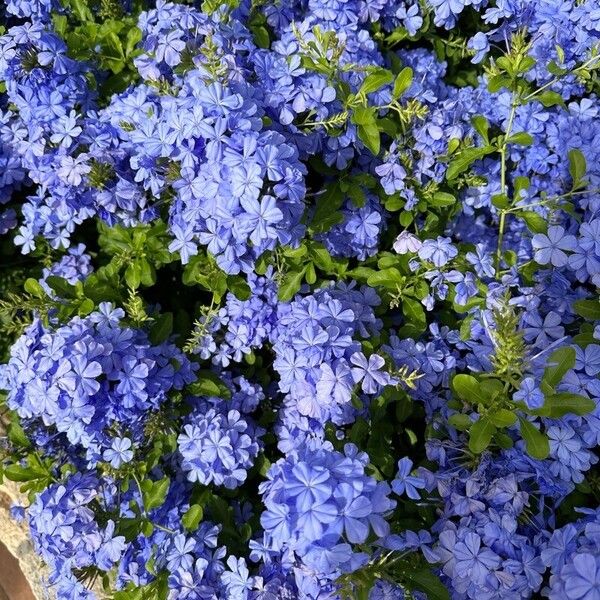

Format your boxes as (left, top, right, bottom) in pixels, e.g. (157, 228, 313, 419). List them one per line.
(0, 480, 51, 600)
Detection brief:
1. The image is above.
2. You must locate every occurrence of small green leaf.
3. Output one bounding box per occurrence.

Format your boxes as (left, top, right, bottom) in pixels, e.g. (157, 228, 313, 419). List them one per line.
(366, 267, 404, 289)
(402, 568, 450, 600)
(446, 146, 494, 181)
(359, 68, 393, 96)
(149, 313, 173, 344)
(357, 122, 381, 155)
(573, 299, 600, 320)
(310, 184, 344, 234)
(182, 505, 204, 531)
(568, 148, 587, 188)
(471, 115, 489, 143)
(507, 132, 533, 146)
(519, 417, 550, 460)
(448, 413, 472, 431)
(68, 0, 94, 21)
(278, 267, 307, 302)
(537, 91, 566, 108)
(520, 211, 547, 234)
(489, 408, 517, 428)
(452, 374, 486, 405)
(46, 275, 77, 299)
(125, 261, 142, 289)
(77, 298, 95, 316)
(188, 371, 232, 399)
(252, 25, 270, 49)
(430, 192, 456, 207)
(24, 278, 45, 298)
(392, 67, 413, 98)
(469, 416, 496, 453)
(492, 194, 510, 209)
(401, 297, 426, 332)
(541, 347, 575, 393)
(7, 414, 30, 448)
(125, 26, 142, 56)
(543, 393, 595, 417)
(351, 106, 376, 126)
(143, 477, 170, 512)
(226, 276, 251, 300)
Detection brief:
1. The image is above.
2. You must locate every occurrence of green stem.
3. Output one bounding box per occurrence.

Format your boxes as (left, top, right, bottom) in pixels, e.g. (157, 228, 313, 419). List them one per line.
(495, 101, 518, 273)
(507, 187, 600, 213)
(131, 473, 176, 535)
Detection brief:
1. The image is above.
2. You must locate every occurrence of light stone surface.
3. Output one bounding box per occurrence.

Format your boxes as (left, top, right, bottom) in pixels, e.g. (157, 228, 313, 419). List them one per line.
(0, 480, 52, 600)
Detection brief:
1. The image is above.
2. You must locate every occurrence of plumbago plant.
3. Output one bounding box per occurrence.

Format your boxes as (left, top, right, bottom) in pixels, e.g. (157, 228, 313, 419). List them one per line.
(2, 0, 600, 599)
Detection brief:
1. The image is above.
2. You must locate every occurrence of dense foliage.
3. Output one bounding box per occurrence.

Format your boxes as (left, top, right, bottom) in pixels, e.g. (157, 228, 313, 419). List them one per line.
(1, 0, 600, 598)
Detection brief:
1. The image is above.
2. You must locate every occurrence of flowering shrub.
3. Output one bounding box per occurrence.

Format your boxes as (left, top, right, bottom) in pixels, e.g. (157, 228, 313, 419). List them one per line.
(1, 0, 600, 599)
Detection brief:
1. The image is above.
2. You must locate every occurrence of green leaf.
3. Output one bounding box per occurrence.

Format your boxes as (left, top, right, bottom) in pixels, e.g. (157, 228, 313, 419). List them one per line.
(357, 122, 380, 155)
(182, 504, 204, 531)
(125, 261, 142, 289)
(541, 347, 575, 393)
(471, 115, 489, 143)
(125, 26, 142, 56)
(366, 268, 404, 289)
(68, 0, 94, 21)
(452, 374, 486, 405)
(149, 313, 173, 344)
(446, 146, 494, 181)
(507, 132, 533, 146)
(24, 278, 45, 298)
(46, 275, 77, 299)
(7, 414, 30, 448)
(401, 297, 426, 331)
(351, 106, 376, 126)
(568, 148, 587, 188)
(468, 416, 496, 453)
(392, 67, 413, 98)
(252, 25, 270, 49)
(492, 194, 510, 209)
(99, 32, 126, 74)
(573, 299, 600, 320)
(543, 393, 595, 417)
(359, 68, 393, 96)
(77, 298, 95, 316)
(143, 477, 170, 512)
(278, 267, 307, 302)
(310, 184, 344, 234)
(430, 192, 456, 207)
(226, 276, 251, 300)
(489, 408, 517, 428)
(448, 413, 472, 431)
(403, 568, 450, 600)
(309, 244, 335, 272)
(537, 91, 566, 108)
(520, 211, 547, 234)
(188, 371, 232, 399)
(519, 417, 550, 460)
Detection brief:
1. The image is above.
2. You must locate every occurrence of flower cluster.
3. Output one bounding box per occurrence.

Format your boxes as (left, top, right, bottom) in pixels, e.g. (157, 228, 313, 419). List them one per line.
(178, 378, 264, 489)
(0, 304, 196, 463)
(259, 441, 395, 575)
(28, 473, 126, 600)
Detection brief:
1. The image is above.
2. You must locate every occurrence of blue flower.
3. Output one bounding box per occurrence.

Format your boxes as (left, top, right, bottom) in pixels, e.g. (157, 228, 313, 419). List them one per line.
(102, 437, 134, 468)
(350, 352, 390, 394)
(514, 377, 545, 410)
(391, 458, 426, 500)
(468, 32, 490, 64)
(532, 226, 577, 267)
(454, 532, 501, 584)
(563, 553, 600, 600)
(418, 237, 458, 267)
